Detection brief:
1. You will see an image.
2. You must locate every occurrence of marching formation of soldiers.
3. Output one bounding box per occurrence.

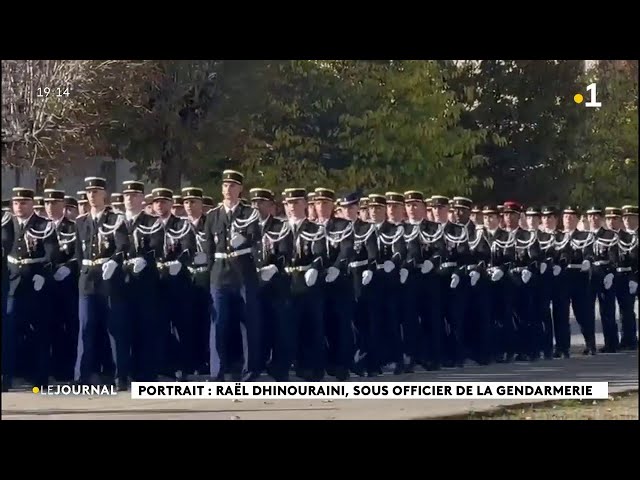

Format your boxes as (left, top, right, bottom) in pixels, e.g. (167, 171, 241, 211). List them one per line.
(2, 170, 638, 390)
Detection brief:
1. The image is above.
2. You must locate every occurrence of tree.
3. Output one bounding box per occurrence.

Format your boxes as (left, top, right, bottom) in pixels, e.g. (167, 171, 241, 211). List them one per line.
(235, 60, 486, 196)
(569, 61, 638, 206)
(449, 60, 587, 205)
(1, 60, 156, 185)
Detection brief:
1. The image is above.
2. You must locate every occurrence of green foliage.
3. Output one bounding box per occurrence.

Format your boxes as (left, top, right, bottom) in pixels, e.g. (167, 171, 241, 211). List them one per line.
(569, 62, 638, 206)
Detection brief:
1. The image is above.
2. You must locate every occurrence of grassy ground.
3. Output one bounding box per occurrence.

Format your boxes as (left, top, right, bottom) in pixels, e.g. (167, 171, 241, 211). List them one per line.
(464, 391, 638, 420)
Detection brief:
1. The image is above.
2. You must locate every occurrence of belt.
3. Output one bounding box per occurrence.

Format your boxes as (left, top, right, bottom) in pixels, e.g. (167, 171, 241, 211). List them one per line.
(441, 262, 457, 269)
(285, 265, 312, 273)
(7, 255, 46, 265)
(487, 266, 501, 273)
(189, 266, 208, 274)
(214, 248, 252, 259)
(466, 265, 476, 271)
(567, 264, 584, 269)
(376, 263, 387, 270)
(593, 260, 610, 266)
(349, 260, 369, 269)
(616, 267, 632, 273)
(82, 258, 110, 266)
(157, 260, 180, 270)
(511, 266, 529, 273)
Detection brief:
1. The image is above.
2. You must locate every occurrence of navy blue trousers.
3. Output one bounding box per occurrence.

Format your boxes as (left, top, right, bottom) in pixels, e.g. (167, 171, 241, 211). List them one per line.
(75, 294, 128, 382)
(50, 276, 78, 381)
(323, 279, 355, 372)
(210, 282, 262, 378)
(3, 286, 51, 385)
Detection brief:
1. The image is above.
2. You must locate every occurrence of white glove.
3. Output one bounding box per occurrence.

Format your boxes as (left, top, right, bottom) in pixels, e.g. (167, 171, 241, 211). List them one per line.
(260, 264, 278, 282)
(304, 268, 318, 287)
(630, 280, 638, 295)
(521, 269, 532, 284)
(325, 266, 340, 283)
(383, 260, 395, 273)
(603, 273, 614, 290)
(581, 260, 591, 272)
(421, 260, 434, 274)
(168, 261, 182, 276)
(540, 262, 547, 275)
(490, 269, 503, 282)
(450, 273, 460, 289)
(230, 233, 246, 249)
(133, 257, 147, 274)
(399, 268, 409, 284)
(194, 252, 207, 265)
(53, 266, 71, 281)
(32, 274, 45, 291)
(469, 270, 481, 287)
(362, 270, 373, 286)
(552, 265, 562, 277)
(101, 259, 117, 280)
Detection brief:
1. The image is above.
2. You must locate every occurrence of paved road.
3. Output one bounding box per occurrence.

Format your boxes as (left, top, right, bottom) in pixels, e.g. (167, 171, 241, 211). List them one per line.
(2, 350, 636, 420)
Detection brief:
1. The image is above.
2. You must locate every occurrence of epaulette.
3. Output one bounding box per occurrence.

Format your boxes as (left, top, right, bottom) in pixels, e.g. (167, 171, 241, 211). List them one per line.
(76, 212, 89, 219)
(2, 211, 13, 226)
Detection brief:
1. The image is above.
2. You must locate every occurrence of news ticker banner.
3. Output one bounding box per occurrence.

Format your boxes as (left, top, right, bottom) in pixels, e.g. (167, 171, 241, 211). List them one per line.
(118, 382, 609, 400)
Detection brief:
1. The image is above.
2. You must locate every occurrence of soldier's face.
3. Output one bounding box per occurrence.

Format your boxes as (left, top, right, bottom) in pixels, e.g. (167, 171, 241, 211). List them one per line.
(470, 212, 481, 225)
(343, 204, 358, 221)
(485, 214, 499, 230)
(526, 215, 540, 230)
(172, 205, 186, 217)
(87, 188, 106, 208)
(124, 192, 144, 212)
(541, 214, 557, 231)
(184, 199, 203, 218)
(154, 199, 172, 217)
(433, 205, 448, 223)
(563, 214, 578, 231)
(504, 212, 519, 229)
(78, 202, 90, 215)
(426, 208, 434, 222)
(386, 203, 403, 222)
(13, 199, 33, 218)
(287, 199, 306, 219)
(623, 215, 638, 230)
(405, 201, 423, 221)
(369, 205, 386, 223)
(316, 200, 333, 219)
(359, 207, 369, 222)
(65, 207, 78, 221)
(587, 213, 602, 230)
(455, 207, 470, 224)
(45, 200, 64, 219)
(252, 199, 271, 218)
(307, 203, 317, 220)
(605, 217, 621, 231)
(222, 181, 241, 202)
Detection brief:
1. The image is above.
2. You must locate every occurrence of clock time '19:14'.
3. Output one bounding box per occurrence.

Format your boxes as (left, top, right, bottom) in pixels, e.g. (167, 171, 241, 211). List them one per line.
(37, 87, 70, 97)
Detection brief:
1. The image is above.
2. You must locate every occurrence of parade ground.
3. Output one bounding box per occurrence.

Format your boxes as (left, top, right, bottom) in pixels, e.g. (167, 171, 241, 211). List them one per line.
(2, 327, 637, 420)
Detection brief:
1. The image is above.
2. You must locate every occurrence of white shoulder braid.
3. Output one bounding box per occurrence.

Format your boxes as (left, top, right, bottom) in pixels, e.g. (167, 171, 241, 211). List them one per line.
(232, 208, 259, 230)
(2, 211, 12, 227)
(326, 221, 353, 245)
(355, 223, 376, 247)
(26, 219, 56, 240)
(264, 220, 291, 243)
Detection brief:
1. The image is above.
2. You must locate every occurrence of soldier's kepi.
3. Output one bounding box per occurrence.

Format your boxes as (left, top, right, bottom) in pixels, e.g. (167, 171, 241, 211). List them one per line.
(315, 187, 355, 381)
(74, 177, 130, 389)
(44, 189, 79, 382)
(2, 187, 58, 392)
(205, 170, 263, 382)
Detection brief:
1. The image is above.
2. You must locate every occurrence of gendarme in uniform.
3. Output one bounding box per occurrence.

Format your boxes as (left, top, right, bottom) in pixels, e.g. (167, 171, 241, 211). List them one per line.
(204, 170, 262, 381)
